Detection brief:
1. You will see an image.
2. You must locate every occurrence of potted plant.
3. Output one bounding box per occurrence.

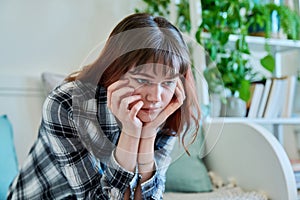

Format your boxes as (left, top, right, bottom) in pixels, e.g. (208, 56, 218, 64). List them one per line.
(195, 0, 261, 117)
(248, 3, 300, 73)
(249, 3, 300, 40)
(135, 0, 191, 33)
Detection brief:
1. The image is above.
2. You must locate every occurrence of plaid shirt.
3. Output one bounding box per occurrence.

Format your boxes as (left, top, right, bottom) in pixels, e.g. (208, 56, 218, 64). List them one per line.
(7, 81, 176, 200)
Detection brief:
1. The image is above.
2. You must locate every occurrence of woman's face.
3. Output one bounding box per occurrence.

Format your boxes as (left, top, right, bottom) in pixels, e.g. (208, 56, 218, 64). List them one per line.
(123, 63, 180, 123)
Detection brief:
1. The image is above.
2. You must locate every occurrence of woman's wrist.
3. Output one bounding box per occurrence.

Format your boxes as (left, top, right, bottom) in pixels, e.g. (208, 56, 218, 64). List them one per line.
(115, 147, 137, 172)
(115, 130, 141, 171)
(138, 158, 155, 174)
(137, 152, 154, 165)
(140, 128, 157, 139)
(137, 160, 154, 166)
(122, 126, 142, 138)
(122, 130, 141, 139)
(118, 131, 141, 152)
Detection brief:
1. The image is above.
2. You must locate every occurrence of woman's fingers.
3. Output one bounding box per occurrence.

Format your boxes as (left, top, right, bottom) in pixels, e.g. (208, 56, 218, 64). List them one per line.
(129, 100, 144, 120)
(154, 100, 180, 127)
(174, 78, 186, 103)
(107, 80, 143, 135)
(119, 95, 142, 113)
(107, 79, 130, 109)
(110, 87, 134, 112)
(174, 86, 185, 105)
(108, 82, 135, 112)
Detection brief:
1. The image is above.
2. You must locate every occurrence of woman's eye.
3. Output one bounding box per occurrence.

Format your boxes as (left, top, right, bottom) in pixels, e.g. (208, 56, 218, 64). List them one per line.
(136, 78, 151, 85)
(163, 81, 175, 87)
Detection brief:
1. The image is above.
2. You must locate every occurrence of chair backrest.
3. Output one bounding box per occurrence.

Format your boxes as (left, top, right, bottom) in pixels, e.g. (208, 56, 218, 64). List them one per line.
(203, 120, 297, 200)
(0, 115, 18, 199)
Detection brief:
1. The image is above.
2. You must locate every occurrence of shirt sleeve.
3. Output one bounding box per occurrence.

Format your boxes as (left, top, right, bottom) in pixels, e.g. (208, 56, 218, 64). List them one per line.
(42, 92, 136, 199)
(91, 150, 141, 199)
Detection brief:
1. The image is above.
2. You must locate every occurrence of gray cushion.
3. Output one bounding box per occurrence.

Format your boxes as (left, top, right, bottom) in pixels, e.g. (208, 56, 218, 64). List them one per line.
(41, 72, 65, 94)
(165, 130, 212, 193)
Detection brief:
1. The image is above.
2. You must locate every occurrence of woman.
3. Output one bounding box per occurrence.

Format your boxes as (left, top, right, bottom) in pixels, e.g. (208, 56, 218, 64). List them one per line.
(7, 13, 201, 199)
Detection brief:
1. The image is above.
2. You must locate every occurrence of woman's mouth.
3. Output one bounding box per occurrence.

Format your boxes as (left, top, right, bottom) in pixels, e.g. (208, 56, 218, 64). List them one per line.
(140, 107, 160, 114)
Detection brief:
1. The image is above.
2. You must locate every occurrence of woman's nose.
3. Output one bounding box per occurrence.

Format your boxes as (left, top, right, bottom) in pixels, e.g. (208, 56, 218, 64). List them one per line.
(146, 84, 162, 103)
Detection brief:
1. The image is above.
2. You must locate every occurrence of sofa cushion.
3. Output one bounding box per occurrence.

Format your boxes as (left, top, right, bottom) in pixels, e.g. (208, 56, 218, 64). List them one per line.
(0, 115, 18, 199)
(165, 130, 212, 193)
(41, 72, 65, 94)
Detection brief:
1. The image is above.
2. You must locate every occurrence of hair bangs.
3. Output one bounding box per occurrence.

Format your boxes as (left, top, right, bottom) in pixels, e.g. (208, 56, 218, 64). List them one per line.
(132, 48, 189, 77)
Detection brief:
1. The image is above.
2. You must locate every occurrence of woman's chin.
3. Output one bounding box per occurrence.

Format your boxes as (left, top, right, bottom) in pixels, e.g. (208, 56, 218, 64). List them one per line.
(138, 116, 153, 123)
(137, 112, 158, 123)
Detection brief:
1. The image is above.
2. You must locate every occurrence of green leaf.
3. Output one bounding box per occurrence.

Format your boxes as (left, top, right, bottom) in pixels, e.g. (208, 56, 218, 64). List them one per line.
(260, 54, 275, 73)
(238, 79, 251, 101)
(195, 28, 202, 44)
(219, 32, 230, 45)
(210, 45, 217, 61)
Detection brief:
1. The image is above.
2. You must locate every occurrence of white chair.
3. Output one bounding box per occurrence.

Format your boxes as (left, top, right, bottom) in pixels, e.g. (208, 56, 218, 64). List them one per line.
(164, 121, 297, 200)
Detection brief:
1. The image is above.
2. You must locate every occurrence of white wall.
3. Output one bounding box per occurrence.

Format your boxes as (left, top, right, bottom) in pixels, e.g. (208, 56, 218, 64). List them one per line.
(0, 0, 143, 166)
(0, 0, 142, 77)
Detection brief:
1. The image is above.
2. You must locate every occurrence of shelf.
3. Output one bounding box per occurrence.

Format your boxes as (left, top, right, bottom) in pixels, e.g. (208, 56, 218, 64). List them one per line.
(205, 117, 300, 145)
(230, 35, 300, 53)
(202, 32, 300, 53)
(205, 117, 300, 125)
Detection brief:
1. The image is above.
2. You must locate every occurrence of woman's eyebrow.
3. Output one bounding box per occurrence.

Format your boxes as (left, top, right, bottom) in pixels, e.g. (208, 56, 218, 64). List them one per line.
(129, 72, 180, 79)
(130, 72, 155, 79)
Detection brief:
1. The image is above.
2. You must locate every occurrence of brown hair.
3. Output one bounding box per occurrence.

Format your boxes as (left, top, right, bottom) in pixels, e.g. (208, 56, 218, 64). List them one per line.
(66, 13, 201, 153)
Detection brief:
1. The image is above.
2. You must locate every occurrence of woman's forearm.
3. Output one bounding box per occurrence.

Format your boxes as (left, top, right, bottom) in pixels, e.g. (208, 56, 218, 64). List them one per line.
(115, 131, 141, 200)
(137, 137, 156, 182)
(134, 137, 156, 199)
(116, 130, 156, 199)
(115, 131, 140, 172)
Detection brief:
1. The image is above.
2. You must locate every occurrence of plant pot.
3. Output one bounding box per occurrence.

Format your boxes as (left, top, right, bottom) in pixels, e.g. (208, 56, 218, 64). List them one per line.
(209, 93, 222, 117)
(220, 97, 247, 117)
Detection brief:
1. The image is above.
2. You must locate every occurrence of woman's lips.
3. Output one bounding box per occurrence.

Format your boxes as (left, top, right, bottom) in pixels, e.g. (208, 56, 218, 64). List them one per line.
(140, 107, 160, 114)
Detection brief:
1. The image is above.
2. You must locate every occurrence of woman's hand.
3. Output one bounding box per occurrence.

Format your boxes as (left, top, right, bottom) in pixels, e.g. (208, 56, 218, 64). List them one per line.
(107, 79, 144, 137)
(141, 79, 186, 138)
